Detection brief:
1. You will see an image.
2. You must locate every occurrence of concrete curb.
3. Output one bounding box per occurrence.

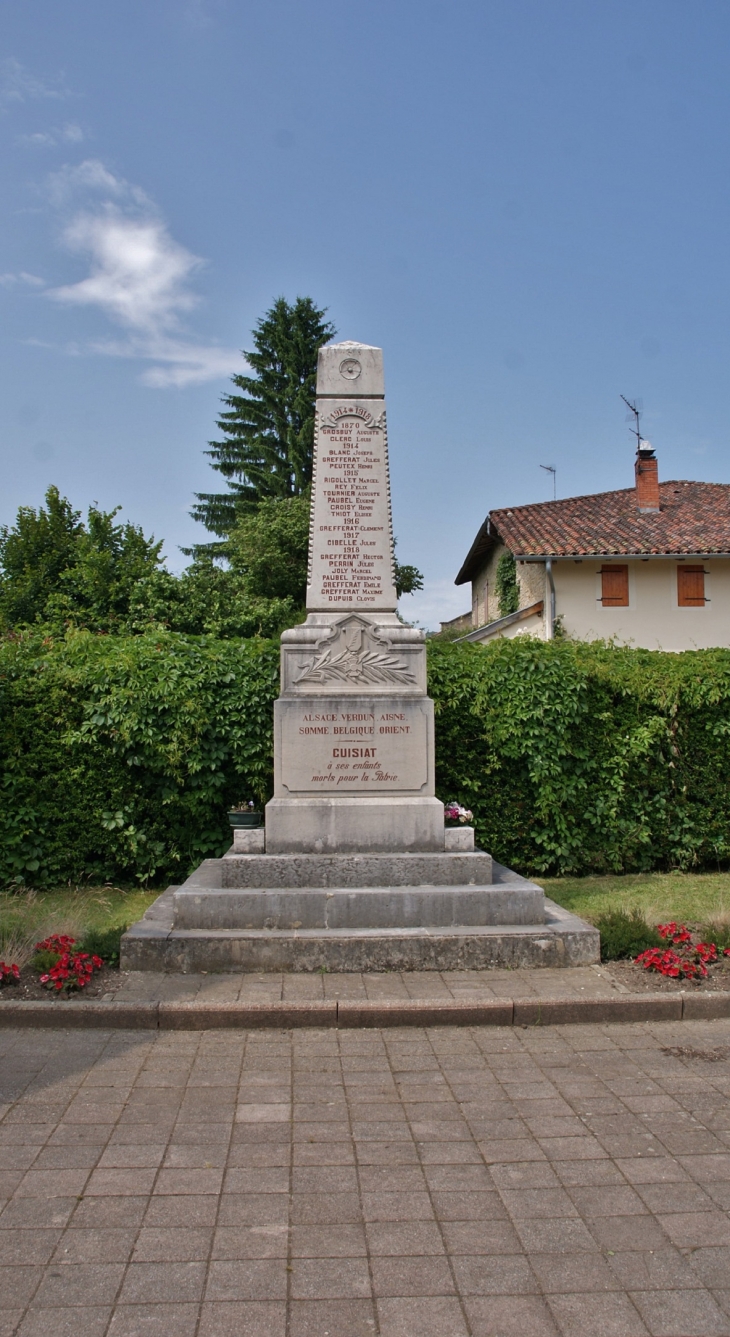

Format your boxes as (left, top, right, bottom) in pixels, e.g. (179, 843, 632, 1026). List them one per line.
(511, 995, 685, 1025)
(0, 1001, 159, 1029)
(336, 1000, 514, 1028)
(158, 1001, 338, 1030)
(1, 992, 729, 1029)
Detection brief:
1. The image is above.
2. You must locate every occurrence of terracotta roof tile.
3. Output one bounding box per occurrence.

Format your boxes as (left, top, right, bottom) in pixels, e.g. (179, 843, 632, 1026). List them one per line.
(456, 481, 730, 583)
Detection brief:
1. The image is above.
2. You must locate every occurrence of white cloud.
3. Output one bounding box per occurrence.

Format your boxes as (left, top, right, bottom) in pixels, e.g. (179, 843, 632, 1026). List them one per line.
(1, 58, 69, 107)
(41, 159, 240, 388)
(0, 271, 45, 287)
(90, 336, 241, 388)
(19, 123, 85, 147)
(47, 158, 145, 206)
(22, 131, 55, 146)
(50, 210, 202, 333)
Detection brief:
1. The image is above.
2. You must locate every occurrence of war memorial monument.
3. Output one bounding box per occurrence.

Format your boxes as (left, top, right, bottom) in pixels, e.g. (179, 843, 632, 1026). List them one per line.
(123, 342, 597, 971)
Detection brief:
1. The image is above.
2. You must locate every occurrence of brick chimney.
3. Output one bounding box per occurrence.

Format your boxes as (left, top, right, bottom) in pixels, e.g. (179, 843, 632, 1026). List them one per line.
(635, 442, 660, 512)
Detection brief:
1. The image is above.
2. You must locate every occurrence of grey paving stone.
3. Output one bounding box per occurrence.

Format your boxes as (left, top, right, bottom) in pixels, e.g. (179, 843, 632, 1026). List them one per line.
(465, 1293, 560, 1335)
(546, 1291, 649, 1335)
(451, 1252, 538, 1294)
(204, 1258, 288, 1302)
(131, 1226, 213, 1261)
(53, 1228, 136, 1264)
(198, 1300, 287, 1336)
(377, 1294, 469, 1336)
(31, 1261, 125, 1307)
(289, 1256, 372, 1299)
(18, 1307, 111, 1337)
(629, 1286, 730, 1335)
(287, 1298, 374, 1337)
(1, 1017, 730, 1333)
(106, 1303, 200, 1336)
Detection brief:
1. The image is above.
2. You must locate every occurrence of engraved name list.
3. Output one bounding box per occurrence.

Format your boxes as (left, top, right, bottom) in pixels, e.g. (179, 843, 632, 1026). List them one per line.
(307, 402, 397, 610)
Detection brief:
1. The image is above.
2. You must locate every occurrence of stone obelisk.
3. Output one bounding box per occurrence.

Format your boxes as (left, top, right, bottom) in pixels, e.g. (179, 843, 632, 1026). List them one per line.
(264, 341, 444, 853)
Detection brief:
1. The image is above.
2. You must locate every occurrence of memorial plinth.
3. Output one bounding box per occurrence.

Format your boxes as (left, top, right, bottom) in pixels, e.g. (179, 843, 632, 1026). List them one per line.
(265, 340, 443, 854)
(121, 341, 599, 973)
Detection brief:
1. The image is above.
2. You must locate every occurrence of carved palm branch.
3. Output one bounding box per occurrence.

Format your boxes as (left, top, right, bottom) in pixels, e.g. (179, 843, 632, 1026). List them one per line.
(293, 646, 416, 686)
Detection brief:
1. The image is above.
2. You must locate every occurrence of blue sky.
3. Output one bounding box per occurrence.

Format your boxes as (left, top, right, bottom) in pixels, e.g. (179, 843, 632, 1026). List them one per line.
(2, 1, 730, 627)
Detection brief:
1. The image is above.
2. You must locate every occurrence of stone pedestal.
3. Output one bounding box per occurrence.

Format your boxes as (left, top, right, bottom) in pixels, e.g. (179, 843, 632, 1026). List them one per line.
(265, 797, 445, 854)
(264, 343, 443, 855)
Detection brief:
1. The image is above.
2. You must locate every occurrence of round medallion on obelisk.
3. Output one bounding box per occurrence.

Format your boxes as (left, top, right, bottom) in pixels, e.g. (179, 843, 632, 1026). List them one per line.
(339, 357, 362, 380)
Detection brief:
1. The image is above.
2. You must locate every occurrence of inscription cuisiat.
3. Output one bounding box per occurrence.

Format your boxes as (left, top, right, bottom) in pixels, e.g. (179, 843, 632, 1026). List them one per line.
(299, 710, 408, 786)
(317, 410, 388, 604)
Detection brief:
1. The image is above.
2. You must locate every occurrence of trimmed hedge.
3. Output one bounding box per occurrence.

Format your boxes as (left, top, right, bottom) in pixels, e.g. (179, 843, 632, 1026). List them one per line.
(2, 631, 730, 887)
(430, 637, 730, 875)
(0, 630, 278, 887)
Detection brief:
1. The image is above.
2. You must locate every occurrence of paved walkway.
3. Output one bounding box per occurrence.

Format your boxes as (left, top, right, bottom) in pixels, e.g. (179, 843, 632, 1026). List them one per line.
(105, 965, 633, 1004)
(1, 1020, 730, 1335)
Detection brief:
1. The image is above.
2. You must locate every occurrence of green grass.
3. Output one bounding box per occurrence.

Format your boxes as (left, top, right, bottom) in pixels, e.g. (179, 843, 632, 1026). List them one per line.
(543, 871, 730, 928)
(0, 886, 159, 967)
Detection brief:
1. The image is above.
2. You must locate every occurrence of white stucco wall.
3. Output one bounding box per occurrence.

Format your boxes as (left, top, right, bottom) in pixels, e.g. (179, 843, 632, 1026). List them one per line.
(548, 558, 730, 650)
(490, 610, 546, 641)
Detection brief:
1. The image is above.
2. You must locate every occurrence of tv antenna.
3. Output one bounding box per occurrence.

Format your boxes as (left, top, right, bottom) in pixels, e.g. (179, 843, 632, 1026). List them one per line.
(540, 464, 556, 500)
(620, 395, 643, 451)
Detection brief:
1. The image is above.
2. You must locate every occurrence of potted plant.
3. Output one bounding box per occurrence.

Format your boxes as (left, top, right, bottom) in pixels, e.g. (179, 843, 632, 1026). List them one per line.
(228, 799, 263, 829)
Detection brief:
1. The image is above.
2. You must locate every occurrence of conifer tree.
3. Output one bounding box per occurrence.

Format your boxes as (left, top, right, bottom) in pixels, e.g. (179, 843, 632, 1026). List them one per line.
(191, 296, 335, 541)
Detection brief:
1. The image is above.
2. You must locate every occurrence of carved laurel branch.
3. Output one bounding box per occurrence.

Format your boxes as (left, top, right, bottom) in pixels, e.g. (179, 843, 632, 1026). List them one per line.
(293, 646, 416, 687)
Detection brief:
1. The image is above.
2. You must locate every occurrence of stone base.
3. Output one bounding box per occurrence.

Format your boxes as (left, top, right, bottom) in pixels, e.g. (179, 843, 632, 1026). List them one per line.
(264, 796, 445, 853)
(232, 827, 266, 853)
(218, 851, 494, 888)
(121, 893, 599, 973)
(174, 886, 542, 931)
(444, 826, 475, 852)
(233, 825, 474, 856)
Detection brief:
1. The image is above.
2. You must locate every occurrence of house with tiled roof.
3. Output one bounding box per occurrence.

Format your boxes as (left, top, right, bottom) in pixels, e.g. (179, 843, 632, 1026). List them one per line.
(451, 444, 730, 650)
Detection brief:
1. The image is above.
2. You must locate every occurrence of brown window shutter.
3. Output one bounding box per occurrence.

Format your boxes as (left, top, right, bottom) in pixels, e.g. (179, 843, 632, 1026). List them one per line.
(601, 565, 629, 607)
(677, 565, 706, 607)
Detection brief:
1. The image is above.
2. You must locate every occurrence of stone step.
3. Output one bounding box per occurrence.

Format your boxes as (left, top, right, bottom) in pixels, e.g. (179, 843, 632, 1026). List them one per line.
(121, 894, 599, 973)
(217, 850, 494, 889)
(172, 883, 544, 931)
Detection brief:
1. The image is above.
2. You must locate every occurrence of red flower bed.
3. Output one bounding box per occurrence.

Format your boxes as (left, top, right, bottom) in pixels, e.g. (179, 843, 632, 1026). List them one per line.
(0, 961, 20, 986)
(636, 923, 730, 981)
(39, 951, 104, 994)
(34, 934, 104, 994)
(35, 934, 77, 955)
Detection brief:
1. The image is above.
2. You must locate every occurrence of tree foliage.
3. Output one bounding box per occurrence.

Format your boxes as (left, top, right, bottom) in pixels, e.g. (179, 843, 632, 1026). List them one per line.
(228, 493, 310, 602)
(0, 486, 163, 634)
(127, 564, 299, 639)
(0, 486, 83, 627)
(191, 296, 336, 543)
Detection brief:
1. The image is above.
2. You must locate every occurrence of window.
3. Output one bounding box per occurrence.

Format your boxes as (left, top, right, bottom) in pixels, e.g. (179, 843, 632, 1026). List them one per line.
(677, 565, 706, 607)
(600, 565, 629, 607)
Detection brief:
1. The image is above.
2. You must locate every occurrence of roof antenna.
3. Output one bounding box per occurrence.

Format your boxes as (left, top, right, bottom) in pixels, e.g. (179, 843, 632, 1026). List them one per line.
(540, 464, 556, 500)
(620, 395, 644, 452)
